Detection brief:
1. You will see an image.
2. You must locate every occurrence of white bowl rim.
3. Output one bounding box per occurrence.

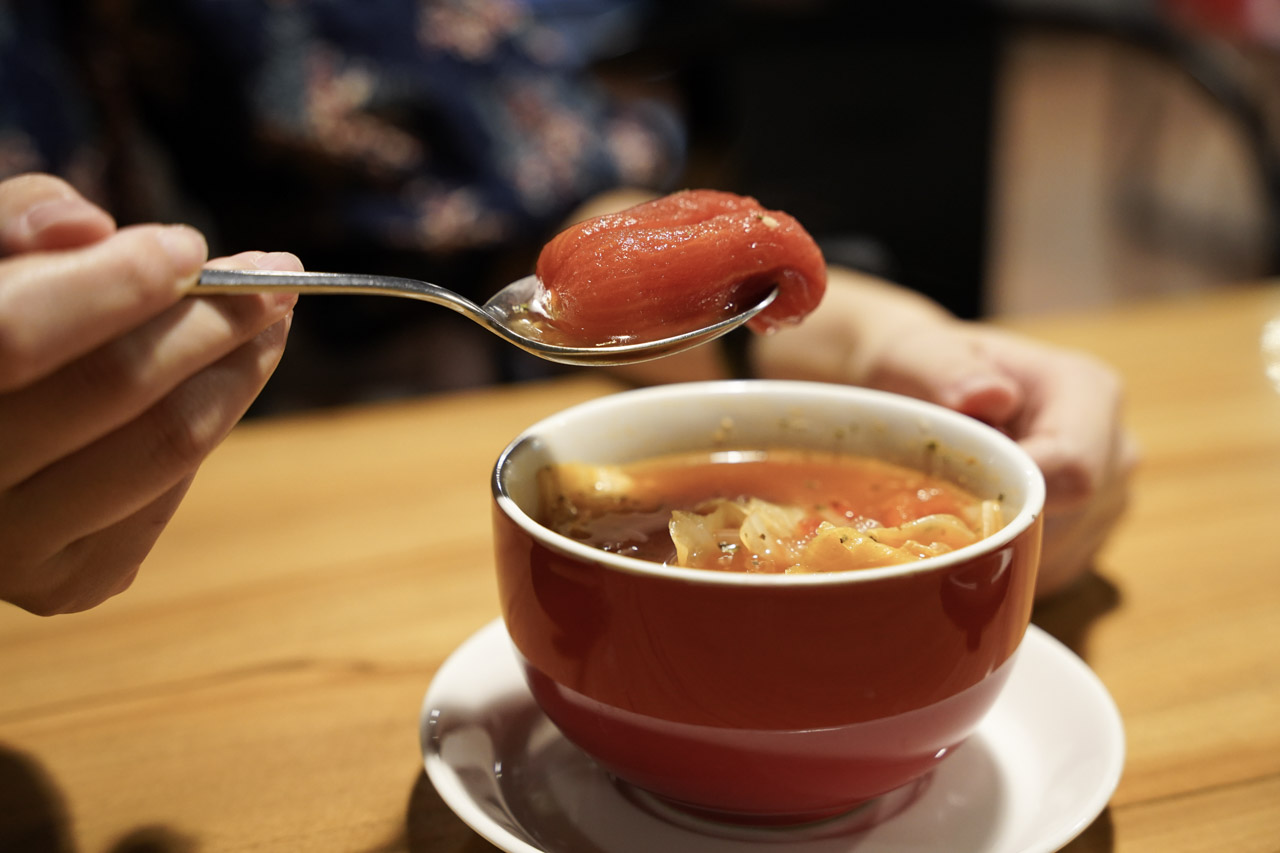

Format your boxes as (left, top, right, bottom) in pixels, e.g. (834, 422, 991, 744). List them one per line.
(493, 380, 1046, 588)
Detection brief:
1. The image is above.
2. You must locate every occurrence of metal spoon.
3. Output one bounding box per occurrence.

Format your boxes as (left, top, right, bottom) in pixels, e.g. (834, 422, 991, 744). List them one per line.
(195, 269, 776, 367)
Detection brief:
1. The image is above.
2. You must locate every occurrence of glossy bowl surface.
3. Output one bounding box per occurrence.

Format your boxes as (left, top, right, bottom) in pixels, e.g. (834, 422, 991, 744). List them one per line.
(492, 380, 1044, 824)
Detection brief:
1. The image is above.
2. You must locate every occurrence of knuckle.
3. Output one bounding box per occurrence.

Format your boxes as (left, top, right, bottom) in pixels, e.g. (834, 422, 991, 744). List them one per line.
(1060, 456, 1098, 497)
(16, 591, 80, 617)
(0, 291, 50, 391)
(3, 533, 146, 615)
(0, 559, 102, 617)
(142, 396, 217, 475)
(117, 234, 175, 294)
(94, 227, 193, 312)
(1091, 360, 1123, 397)
(63, 334, 144, 398)
(14, 574, 130, 616)
(1068, 350, 1124, 396)
(0, 324, 36, 391)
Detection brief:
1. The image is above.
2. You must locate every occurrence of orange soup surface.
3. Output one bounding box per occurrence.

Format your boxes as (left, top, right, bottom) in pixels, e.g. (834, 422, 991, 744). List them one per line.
(538, 449, 1002, 574)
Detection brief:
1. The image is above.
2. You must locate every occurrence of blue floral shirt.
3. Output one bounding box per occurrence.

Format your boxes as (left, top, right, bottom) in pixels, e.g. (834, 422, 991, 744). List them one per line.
(0, 0, 685, 257)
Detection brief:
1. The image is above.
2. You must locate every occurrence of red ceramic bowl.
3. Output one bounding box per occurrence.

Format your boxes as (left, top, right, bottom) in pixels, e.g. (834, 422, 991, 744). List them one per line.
(492, 381, 1044, 825)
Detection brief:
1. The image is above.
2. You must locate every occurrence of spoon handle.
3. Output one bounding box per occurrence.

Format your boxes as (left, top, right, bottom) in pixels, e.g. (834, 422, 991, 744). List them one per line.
(195, 268, 776, 368)
(195, 268, 484, 319)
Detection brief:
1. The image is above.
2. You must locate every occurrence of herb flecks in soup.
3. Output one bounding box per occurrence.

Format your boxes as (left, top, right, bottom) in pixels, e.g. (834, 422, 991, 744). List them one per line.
(538, 449, 1003, 574)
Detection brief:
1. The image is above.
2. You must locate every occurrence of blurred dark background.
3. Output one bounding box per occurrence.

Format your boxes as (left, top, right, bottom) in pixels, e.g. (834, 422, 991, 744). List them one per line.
(633, 1, 1004, 321)
(631, 0, 1279, 318)
(2, 0, 1276, 411)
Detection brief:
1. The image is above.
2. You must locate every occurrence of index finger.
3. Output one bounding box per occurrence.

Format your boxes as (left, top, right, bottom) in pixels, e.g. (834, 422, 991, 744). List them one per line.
(0, 173, 116, 255)
(0, 223, 208, 392)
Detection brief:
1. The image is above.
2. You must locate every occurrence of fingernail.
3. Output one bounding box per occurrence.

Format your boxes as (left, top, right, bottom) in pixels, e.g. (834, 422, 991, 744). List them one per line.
(6, 196, 113, 252)
(157, 225, 208, 282)
(946, 375, 1021, 423)
(21, 196, 104, 235)
(251, 251, 303, 272)
(245, 253, 302, 310)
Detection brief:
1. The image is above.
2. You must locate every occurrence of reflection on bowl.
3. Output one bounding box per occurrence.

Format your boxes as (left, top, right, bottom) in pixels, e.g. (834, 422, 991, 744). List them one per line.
(491, 381, 1045, 825)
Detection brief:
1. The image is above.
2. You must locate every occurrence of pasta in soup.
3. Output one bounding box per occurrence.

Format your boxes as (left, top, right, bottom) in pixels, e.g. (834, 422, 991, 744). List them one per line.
(538, 449, 1003, 574)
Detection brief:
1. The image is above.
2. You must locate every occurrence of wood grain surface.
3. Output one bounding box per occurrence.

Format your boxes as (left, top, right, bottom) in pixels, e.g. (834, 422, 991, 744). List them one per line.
(2, 285, 1278, 852)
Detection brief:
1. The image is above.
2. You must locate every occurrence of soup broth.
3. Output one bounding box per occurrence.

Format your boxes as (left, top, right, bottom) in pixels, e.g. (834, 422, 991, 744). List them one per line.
(538, 448, 1003, 574)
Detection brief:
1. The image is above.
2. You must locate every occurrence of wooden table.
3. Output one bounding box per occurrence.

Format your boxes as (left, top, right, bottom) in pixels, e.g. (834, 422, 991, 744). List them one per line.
(2, 285, 1278, 852)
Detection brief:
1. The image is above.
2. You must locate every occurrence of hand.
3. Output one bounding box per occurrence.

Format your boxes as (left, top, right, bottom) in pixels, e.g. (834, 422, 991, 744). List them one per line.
(0, 174, 301, 615)
(754, 267, 1138, 597)
(858, 321, 1136, 597)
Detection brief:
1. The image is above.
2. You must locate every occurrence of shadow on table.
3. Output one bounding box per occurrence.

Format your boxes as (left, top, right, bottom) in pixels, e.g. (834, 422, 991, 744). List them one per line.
(0, 746, 195, 853)
(0, 746, 72, 853)
(1032, 569, 1122, 660)
(392, 769, 500, 852)
(1031, 568, 1123, 853)
(399, 764, 1116, 853)
(1059, 807, 1116, 852)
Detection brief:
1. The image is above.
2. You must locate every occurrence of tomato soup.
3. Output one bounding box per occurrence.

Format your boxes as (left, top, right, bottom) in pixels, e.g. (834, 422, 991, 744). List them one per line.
(538, 448, 1002, 574)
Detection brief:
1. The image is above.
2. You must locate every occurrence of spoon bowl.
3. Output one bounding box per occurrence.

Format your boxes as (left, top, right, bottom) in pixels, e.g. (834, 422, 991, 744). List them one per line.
(195, 269, 777, 366)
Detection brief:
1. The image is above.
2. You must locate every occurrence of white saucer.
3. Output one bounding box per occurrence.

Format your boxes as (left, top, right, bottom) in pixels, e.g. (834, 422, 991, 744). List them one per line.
(421, 620, 1124, 853)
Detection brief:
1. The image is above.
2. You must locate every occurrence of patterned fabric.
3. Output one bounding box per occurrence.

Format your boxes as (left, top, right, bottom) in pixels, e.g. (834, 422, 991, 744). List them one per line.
(0, 0, 686, 408)
(0, 0, 684, 257)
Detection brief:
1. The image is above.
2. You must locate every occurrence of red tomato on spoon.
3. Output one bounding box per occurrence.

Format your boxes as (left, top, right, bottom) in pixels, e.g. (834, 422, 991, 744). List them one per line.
(533, 189, 827, 343)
